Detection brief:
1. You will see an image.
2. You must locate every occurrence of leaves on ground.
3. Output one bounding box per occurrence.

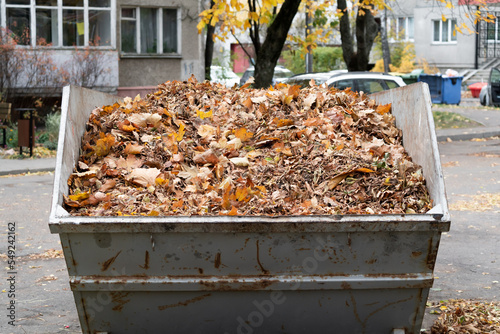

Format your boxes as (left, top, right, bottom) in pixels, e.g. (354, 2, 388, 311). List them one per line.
(449, 193, 500, 212)
(65, 77, 432, 216)
(428, 299, 500, 333)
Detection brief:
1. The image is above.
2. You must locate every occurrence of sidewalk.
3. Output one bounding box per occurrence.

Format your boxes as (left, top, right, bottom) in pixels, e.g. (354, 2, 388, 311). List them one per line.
(1, 99, 500, 176)
(0, 156, 56, 176)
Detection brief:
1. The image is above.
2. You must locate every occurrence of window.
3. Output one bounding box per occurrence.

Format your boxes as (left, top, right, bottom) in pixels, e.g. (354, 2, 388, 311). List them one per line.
(388, 17, 414, 41)
(486, 17, 500, 42)
(1, 0, 114, 47)
(121, 7, 179, 55)
(357, 79, 385, 94)
(330, 79, 355, 91)
(385, 80, 399, 90)
(433, 19, 457, 43)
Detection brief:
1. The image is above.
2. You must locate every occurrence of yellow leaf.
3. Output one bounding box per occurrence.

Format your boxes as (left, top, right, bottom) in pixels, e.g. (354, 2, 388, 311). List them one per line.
(155, 178, 168, 186)
(445, 1, 453, 9)
(197, 109, 213, 119)
(235, 187, 250, 202)
(255, 185, 267, 194)
(442, 14, 447, 22)
(282, 95, 293, 105)
(93, 133, 115, 157)
(69, 191, 90, 201)
(234, 127, 254, 142)
(375, 103, 391, 115)
(148, 210, 160, 216)
(355, 167, 375, 173)
(274, 118, 294, 127)
(176, 122, 185, 142)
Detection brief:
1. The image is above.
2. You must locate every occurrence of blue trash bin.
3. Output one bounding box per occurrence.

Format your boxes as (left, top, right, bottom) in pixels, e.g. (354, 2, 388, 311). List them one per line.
(441, 76, 463, 104)
(418, 74, 463, 105)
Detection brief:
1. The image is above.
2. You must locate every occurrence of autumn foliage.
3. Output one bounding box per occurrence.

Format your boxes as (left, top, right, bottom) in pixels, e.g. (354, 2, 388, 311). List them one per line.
(65, 77, 431, 216)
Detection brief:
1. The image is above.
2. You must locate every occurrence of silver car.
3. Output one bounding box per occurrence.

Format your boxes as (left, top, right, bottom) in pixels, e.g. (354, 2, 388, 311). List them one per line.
(479, 67, 500, 107)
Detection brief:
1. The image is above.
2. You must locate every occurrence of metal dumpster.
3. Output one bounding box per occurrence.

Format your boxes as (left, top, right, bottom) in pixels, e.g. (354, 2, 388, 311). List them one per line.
(50, 83, 450, 334)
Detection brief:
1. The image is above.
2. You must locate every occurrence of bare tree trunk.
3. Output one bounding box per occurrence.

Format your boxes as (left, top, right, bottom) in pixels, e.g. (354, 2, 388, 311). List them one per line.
(381, 8, 391, 73)
(305, 2, 313, 73)
(338, 0, 380, 71)
(254, 0, 302, 88)
(204, 0, 216, 80)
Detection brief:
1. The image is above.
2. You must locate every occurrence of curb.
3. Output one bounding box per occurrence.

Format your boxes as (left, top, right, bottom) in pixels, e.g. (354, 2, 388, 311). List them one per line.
(436, 129, 500, 142)
(0, 167, 55, 176)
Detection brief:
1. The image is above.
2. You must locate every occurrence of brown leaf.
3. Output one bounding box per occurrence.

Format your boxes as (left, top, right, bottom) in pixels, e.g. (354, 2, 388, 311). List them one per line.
(100, 179, 116, 192)
(193, 149, 219, 165)
(124, 143, 144, 155)
(117, 154, 143, 170)
(127, 168, 161, 187)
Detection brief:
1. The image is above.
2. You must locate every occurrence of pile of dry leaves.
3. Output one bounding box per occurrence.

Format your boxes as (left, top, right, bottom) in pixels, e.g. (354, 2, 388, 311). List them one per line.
(429, 299, 500, 333)
(64, 77, 432, 216)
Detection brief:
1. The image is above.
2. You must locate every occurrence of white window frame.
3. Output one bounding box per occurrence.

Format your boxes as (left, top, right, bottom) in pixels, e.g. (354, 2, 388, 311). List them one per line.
(388, 16, 414, 42)
(0, 0, 116, 48)
(432, 18, 458, 44)
(120, 6, 181, 57)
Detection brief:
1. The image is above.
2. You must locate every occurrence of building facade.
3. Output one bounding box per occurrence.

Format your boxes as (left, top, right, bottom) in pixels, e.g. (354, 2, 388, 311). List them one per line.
(386, 0, 500, 71)
(0, 0, 203, 96)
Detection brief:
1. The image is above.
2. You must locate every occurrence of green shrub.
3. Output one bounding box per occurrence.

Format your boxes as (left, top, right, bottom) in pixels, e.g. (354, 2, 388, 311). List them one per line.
(5, 125, 18, 148)
(44, 111, 61, 143)
(282, 47, 345, 74)
(35, 111, 61, 150)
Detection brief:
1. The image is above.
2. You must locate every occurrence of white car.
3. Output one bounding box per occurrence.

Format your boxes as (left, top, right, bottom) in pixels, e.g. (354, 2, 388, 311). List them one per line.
(326, 72, 406, 94)
(210, 66, 240, 88)
(239, 65, 294, 86)
(283, 70, 348, 87)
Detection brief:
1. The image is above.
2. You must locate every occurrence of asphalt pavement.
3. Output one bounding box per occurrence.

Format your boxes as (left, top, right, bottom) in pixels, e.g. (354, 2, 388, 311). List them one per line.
(0, 97, 499, 333)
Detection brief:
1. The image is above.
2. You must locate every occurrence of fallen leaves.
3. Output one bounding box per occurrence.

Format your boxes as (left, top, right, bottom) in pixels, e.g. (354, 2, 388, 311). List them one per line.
(428, 299, 500, 334)
(449, 193, 500, 212)
(65, 77, 432, 216)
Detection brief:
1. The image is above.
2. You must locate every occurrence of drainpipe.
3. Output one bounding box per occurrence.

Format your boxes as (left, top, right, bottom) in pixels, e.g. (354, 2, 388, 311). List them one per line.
(475, 5, 479, 70)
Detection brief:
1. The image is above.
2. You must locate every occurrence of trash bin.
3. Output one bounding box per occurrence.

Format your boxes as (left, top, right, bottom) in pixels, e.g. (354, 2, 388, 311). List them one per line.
(468, 82, 487, 98)
(401, 69, 423, 85)
(418, 74, 463, 105)
(50, 84, 450, 334)
(16, 108, 35, 156)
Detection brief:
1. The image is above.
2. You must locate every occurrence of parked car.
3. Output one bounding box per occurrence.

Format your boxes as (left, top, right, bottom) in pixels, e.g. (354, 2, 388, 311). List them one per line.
(239, 65, 294, 86)
(326, 72, 406, 94)
(283, 70, 348, 88)
(210, 66, 240, 88)
(479, 67, 500, 107)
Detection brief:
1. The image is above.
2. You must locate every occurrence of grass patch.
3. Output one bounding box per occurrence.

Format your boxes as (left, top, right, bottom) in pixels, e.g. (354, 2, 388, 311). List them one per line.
(433, 111, 482, 129)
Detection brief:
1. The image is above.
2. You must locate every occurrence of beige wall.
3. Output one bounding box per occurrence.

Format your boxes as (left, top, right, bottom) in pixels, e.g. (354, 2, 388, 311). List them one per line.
(117, 0, 203, 87)
(414, 5, 476, 70)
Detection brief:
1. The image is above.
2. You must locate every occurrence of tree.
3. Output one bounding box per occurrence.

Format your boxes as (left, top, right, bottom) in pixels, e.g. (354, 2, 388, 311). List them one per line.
(199, 0, 497, 87)
(199, 0, 302, 88)
(204, 0, 217, 80)
(337, 1, 386, 71)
